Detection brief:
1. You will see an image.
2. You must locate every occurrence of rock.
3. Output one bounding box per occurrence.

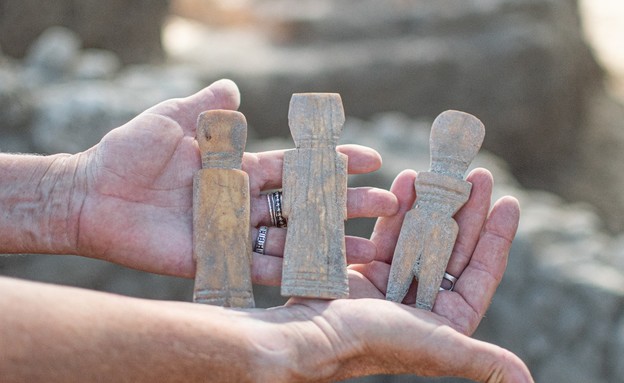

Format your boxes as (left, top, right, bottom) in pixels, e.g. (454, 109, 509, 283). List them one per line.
(30, 82, 137, 154)
(168, 0, 601, 204)
(23, 26, 82, 83)
(168, 0, 624, 232)
(74, 49, 122, 80)
(0, 0, 70, 59)
(611, 318, 624, 381)
(536, 351, 604, 383)
(29, 65, 203, 154)
(0, 60, 33, 152)
(70, 0, 170, 64)
(0, 0, 169, 64)
(554, 89, 624, 231)
(20, 27, 122, 85)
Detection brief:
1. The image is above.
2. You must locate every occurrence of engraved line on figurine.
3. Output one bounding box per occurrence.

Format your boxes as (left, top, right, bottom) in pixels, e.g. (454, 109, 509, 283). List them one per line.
(414, 211, 458, 310)
(280, 92, 348, 299)
(192, 110, 254, 308)
(202, 152, 243, 169)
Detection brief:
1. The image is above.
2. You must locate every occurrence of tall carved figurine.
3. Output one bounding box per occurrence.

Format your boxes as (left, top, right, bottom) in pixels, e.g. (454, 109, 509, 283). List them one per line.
(192, 110, 255, 308)
(386, 110, 485, 310)
(281, 93, 349, 299)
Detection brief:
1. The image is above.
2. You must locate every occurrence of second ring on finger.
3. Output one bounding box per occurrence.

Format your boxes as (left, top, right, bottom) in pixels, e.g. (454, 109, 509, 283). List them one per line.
(439, 272, 458, 292)
(251, 226, 287, 257)
(254, 226, 268, 255)
(266, 191, 287, 228)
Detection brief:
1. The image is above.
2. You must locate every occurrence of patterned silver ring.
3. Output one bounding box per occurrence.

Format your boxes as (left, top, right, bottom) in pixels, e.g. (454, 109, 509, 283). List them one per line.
(267, 191, 287, 228)
(254, 226, 268, 254)
(439, 272, 458, 292)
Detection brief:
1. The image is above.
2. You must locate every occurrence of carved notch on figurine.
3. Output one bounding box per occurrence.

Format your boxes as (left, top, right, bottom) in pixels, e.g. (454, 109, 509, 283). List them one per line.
(192, 110, 255, 308)
(281, 93, 349, 299)
(386, 110, 485, 310)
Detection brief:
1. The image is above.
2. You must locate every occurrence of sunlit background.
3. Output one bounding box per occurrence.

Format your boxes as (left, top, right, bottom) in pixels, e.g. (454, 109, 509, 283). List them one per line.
(580, 0, 624, 100)
(1, 1, 624, 382)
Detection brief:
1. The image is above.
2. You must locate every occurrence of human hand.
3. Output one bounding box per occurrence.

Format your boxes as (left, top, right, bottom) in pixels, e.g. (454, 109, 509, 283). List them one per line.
(245, 169, 531, 382)
(71, 79, 397, 279)
(243, 144, 397, 286)
(0, 167, 529, 382)
(350, 167, 520, 334)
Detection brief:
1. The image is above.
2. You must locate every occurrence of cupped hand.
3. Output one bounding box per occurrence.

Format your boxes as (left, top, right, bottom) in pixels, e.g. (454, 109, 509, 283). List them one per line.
(73, 79, 397, 280)
(247, 169, 531, 382)
(350, 168, 520, 335)
(244, 144, 397, 285)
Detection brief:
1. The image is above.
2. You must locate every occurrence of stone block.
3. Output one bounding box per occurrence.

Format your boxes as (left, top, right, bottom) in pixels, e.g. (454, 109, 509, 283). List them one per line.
(0, 0, 169, 64)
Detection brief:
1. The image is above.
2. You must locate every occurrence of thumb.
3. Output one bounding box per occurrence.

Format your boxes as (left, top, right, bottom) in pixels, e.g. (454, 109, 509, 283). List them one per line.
(414, 327, 534, 383)
(145, 79, 241, 135)
(192, 78, 241, 112)
(331, 300, 533, 382)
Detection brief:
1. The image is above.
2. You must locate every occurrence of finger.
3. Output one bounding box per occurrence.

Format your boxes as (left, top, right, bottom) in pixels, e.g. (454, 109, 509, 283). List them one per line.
(146, 79, 241, 135)
(243, 150, 284, 194)
(445, 168, 493, 278)
(352, 260, 421, 304)
(251, 252, 282, 286)
(442, 336, 533, 383)
(250, 187, 397, 226)
(408, 325, 533, 382)
(251, 226, 287, 256)
(459, 196, 520, 318)
(349, 261, 390, 295)
(345, 187, 398, 218)
(345, 237, 377, 264)
(251, 226, 376, 264)
(435, 196, 520, 335)
(369, 169, 417, 263)
(243, 144, 383, 192)
(346, 269, 386, 299)
(355, 170, 417, 302)
(332, 300, 533, 382)
(336, 144, 382, 174)
(252, 238, 376, 286)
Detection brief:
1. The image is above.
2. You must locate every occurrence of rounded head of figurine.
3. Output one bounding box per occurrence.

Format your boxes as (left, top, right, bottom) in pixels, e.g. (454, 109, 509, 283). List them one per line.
(429, 110, 485, 179)
(196, 110, 247, 169)
(288, 93, 345, 148)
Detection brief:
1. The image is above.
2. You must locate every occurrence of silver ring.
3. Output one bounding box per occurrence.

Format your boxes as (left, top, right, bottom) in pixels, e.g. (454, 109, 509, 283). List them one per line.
(439, 272, 458, 292)
(267, 191, 287, 228)
(254, 226, 268, 254)
(267, 193, 275, 226)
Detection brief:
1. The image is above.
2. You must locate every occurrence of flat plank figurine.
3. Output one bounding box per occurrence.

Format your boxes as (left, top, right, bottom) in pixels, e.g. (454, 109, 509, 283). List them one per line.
(192, 110, 255, 308)
(386, 110, 485, 310)
(281, 93, 349, 299)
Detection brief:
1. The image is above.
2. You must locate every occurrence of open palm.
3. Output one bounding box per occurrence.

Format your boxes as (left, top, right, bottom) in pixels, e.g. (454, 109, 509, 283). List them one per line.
(262, 169, 529, 381)
(74, 80, 240, 277)
(73, 79, 397, 280)
(349, 168, 520, 334)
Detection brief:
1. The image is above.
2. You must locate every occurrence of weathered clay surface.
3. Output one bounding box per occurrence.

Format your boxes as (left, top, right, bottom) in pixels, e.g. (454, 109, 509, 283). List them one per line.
(0, 0, 168, 64)
(281, 93, 349, 299)
(386, 110, 484, 310)
(4, 1, 624, 380)
(192, 110, 254, 308)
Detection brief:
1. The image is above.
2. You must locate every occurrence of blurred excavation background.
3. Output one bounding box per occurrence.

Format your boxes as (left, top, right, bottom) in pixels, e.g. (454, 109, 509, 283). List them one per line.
(1, 1, 624, 381)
